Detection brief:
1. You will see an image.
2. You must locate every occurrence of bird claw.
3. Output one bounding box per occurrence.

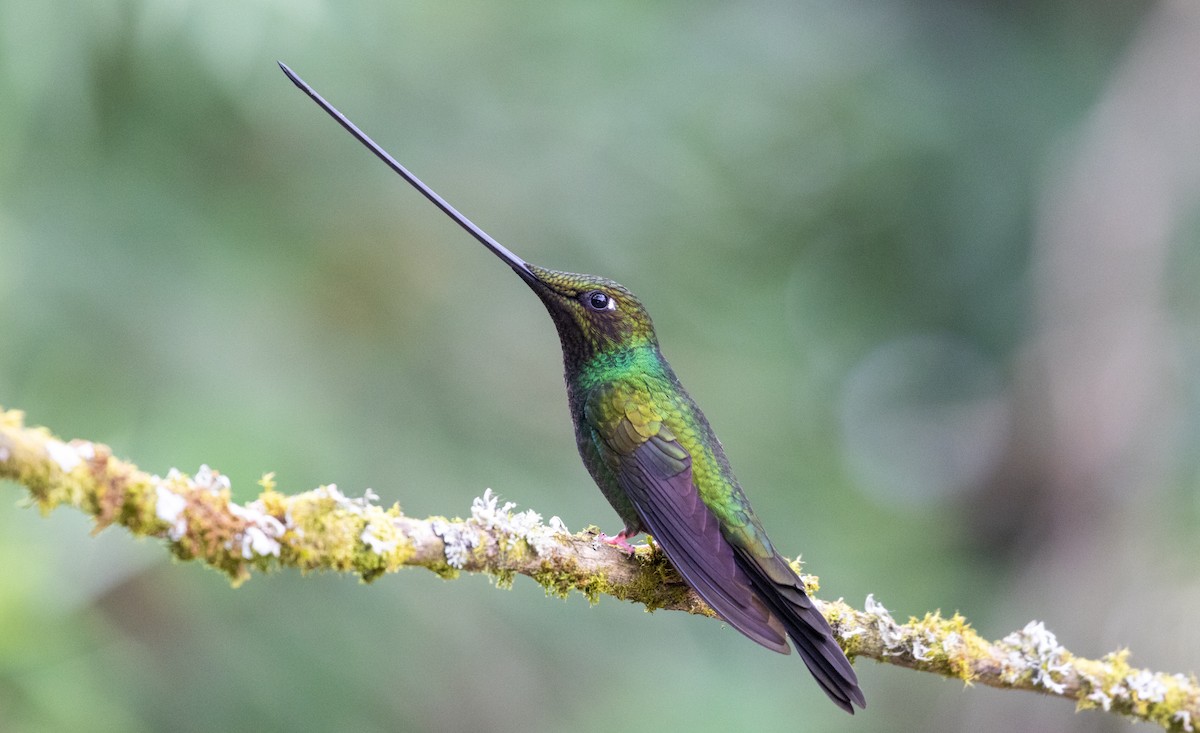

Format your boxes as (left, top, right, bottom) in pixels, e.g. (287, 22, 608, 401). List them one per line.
(598, 530, 637, 555)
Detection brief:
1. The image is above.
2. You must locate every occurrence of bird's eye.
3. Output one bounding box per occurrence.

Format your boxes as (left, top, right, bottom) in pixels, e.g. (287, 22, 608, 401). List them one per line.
(584, 290, 616, 312)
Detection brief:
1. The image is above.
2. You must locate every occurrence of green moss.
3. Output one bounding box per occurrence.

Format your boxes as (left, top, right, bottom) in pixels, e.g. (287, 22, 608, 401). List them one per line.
(117, 478, 158, 536)
(532, 560, 583, 600)
(493, 569, 516, 589)
(530, 561, 613, 604)
(576, 574, 612, 605)
(583, 549, 705, 615)
(360, 565, 386, 583)
(284, 491, 362, 572)
(430, 563, 461, 580)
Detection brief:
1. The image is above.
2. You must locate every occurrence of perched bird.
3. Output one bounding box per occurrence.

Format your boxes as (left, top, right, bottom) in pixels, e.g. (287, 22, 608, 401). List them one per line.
(280, 62, 865, 714)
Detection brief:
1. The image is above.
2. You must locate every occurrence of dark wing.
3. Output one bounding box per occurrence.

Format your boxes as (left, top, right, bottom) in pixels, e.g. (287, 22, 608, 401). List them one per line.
(621, 434, 796, 653)
(584, 379, 789, 652)
(585, 378, 865, 713)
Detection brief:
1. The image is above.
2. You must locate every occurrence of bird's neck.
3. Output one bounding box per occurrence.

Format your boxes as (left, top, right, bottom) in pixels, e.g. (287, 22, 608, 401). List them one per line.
(567, 342, 665, 392)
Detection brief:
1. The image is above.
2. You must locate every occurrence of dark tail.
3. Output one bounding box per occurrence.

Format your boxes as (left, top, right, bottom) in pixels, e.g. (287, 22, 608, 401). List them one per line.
(735, 547, 866, 714)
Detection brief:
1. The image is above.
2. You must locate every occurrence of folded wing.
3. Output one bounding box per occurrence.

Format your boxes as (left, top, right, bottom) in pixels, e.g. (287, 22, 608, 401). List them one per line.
(585, 378, 864, 713)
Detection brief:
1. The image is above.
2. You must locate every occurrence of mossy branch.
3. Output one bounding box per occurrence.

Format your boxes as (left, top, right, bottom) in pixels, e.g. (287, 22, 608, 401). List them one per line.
(1, 407, 1196, 730)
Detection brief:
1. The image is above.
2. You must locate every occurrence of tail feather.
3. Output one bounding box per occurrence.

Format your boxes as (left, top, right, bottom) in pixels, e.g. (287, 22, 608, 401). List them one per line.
(735, 547, 866, 714)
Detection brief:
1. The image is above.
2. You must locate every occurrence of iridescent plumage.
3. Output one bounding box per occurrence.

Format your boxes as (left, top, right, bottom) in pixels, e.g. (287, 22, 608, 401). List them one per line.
(281, 63, 865, 714)
(525, 268, 865, 713)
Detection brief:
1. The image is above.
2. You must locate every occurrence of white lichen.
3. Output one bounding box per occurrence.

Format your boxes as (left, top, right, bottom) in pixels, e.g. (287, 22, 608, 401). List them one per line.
(1087, 687, 1114, 712)
(1174, 710, 1194, 732)
(46, 439, 82, 473)
(942, 631, 964, 656)
(864, 594, 905, 654)
(1000, 649, 1029, 684)
(0, 445, 10, 462)
(1125, 669, 1167, 704)
(361, 520, 398, 555)
(241, 526, 281, 558)
(911, 636, 934, 662)
(431, 517, 476, 568)
(1001, 621, 1071, 694)
(154, 485, 189, 541)
(192, 464, 231, 493)
(864, 597, 936, 667)
(313, 484, 379, 515)
(229, 499, 285, 559)
(504, 507, 544, 550)
(432, 490, 569, 569)
(471, 489, 515, 531)
(476, 489, 569, 554)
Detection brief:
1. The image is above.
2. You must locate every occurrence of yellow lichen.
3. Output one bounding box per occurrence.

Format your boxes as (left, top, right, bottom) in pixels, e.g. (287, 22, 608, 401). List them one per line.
(281, 490, 361, 572)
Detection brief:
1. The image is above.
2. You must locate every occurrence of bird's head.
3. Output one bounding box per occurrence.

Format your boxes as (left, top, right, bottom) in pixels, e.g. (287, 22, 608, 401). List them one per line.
(514, 265, 657, 366)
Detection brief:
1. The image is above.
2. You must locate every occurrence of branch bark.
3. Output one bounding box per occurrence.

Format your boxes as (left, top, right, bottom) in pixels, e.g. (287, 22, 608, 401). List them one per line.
(1, 406, 1195, 730)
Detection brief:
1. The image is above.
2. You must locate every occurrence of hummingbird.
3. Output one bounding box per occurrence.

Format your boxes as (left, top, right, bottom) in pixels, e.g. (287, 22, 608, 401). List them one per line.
(280, 62, 865, 714)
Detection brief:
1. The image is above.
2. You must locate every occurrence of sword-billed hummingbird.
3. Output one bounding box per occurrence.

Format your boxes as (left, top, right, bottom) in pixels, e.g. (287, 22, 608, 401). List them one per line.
(279, 62, 865, 714)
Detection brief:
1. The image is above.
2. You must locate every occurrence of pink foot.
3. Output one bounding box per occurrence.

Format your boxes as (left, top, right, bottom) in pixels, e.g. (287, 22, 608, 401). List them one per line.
(598, 530, 638, 555)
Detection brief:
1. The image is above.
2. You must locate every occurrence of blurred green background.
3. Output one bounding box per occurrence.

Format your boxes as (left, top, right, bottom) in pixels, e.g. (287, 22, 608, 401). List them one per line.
(2, 1, 1198, 731)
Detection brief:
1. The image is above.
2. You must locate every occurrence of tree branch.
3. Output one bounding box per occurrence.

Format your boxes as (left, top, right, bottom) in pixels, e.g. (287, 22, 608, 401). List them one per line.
(1, 406, 1195, 730)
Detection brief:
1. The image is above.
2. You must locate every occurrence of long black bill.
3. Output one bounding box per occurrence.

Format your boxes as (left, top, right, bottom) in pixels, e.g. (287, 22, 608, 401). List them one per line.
(278, 62, 537, 282)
